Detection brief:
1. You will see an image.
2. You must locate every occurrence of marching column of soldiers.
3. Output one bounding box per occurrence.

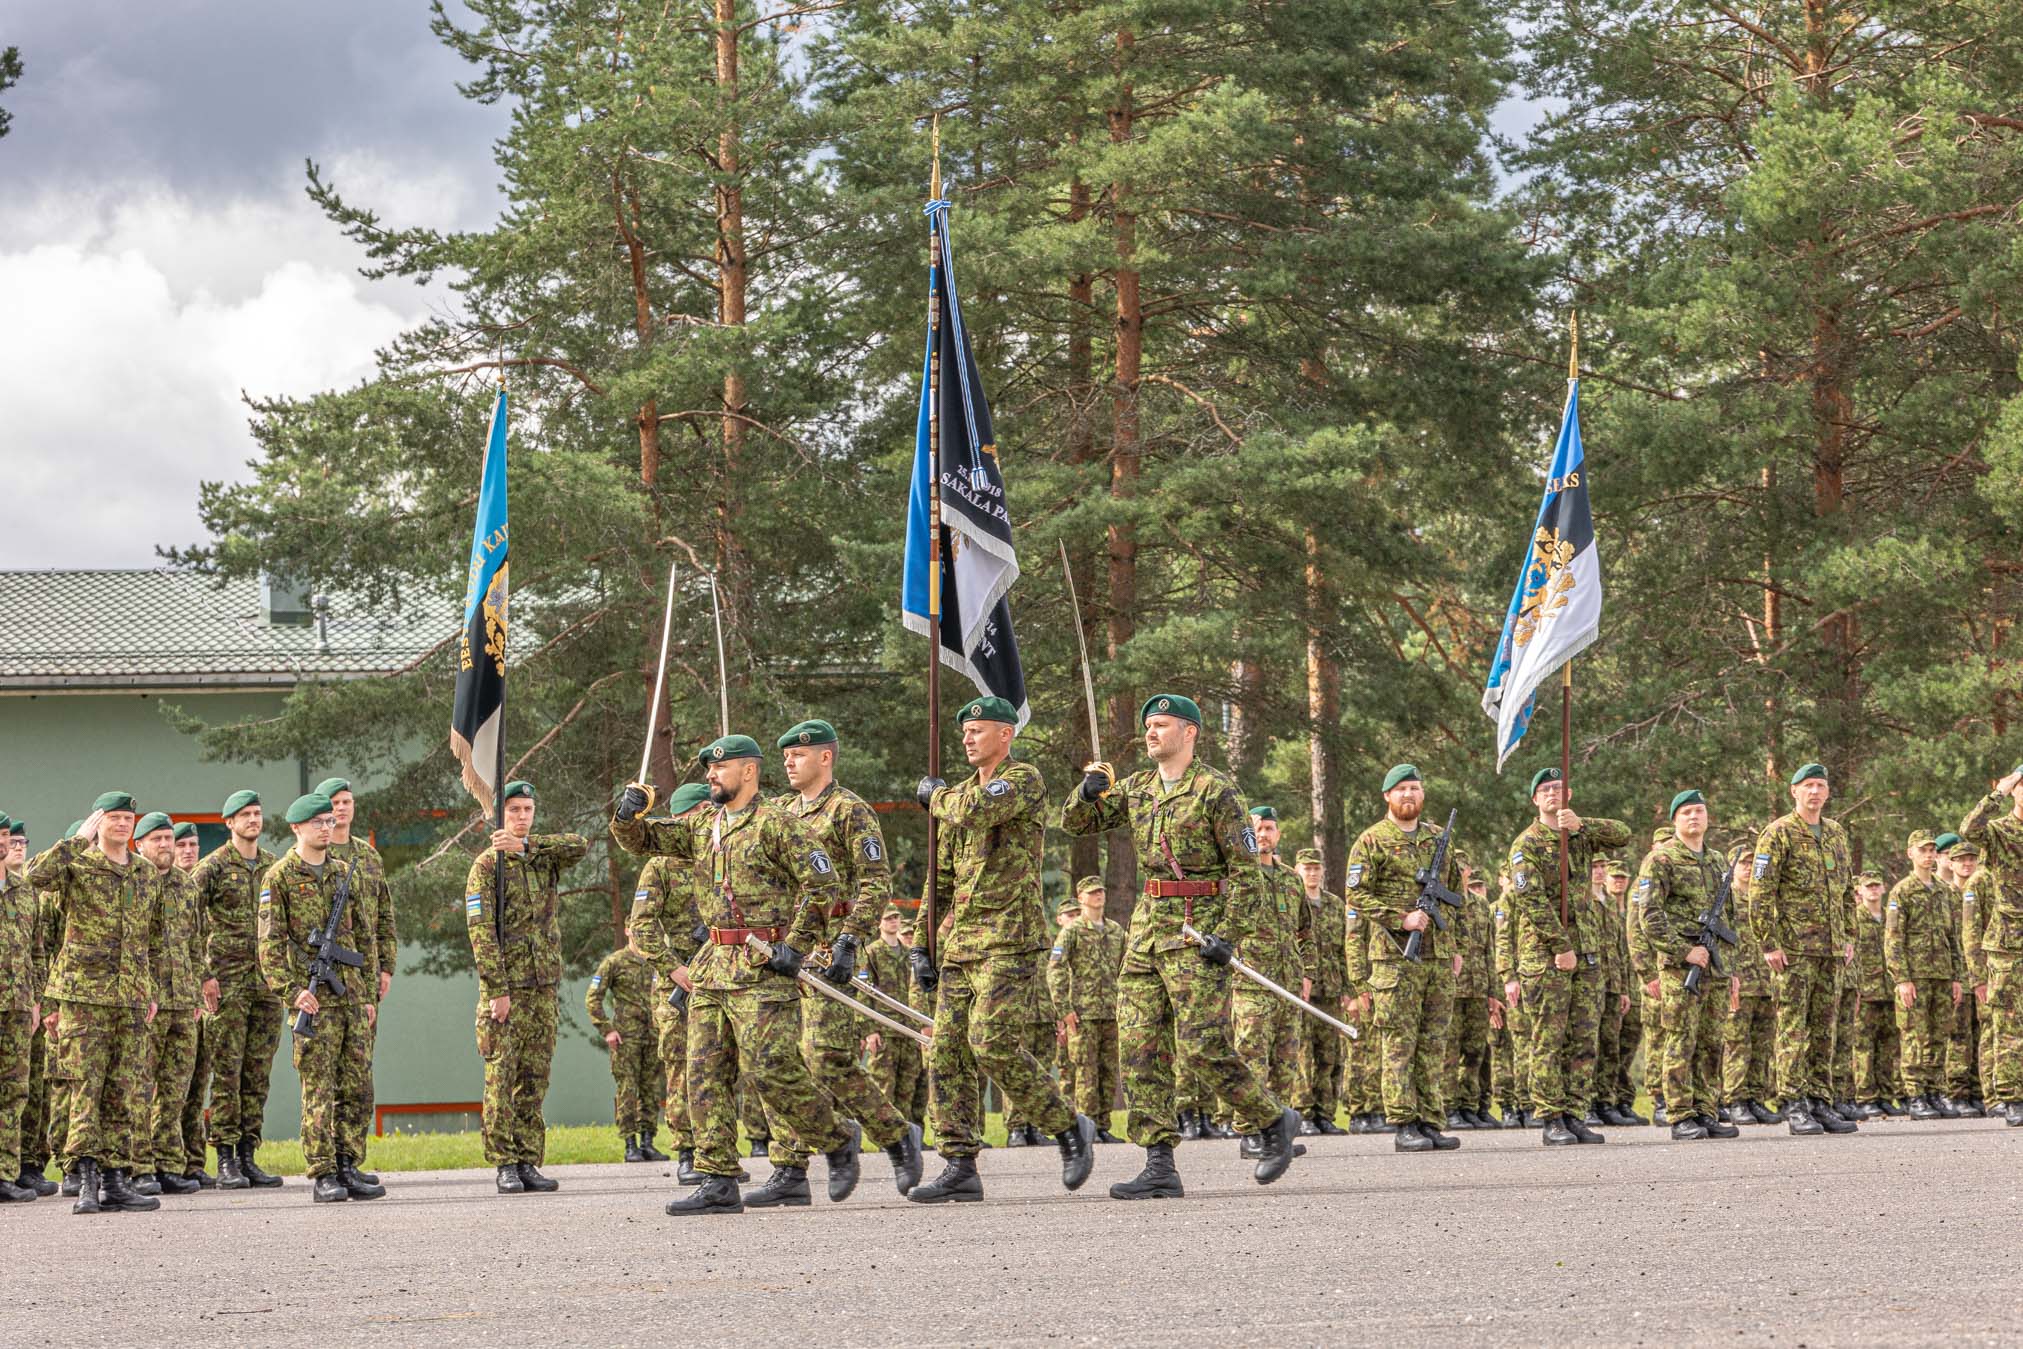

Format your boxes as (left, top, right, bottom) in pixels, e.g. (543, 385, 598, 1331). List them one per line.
(4, 701, 2022, 1216)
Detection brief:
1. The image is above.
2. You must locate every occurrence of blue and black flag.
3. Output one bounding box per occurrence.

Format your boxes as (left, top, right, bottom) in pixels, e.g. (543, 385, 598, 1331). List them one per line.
(450, 387, 510, 812)
(901, 198, 1028, 726)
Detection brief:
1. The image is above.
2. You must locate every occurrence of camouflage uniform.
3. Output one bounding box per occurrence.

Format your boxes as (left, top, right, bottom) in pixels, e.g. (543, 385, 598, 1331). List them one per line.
(1346, 817, 1463, 1128)
(1884, 873, 1963, 1098)
(0, 867, 37, 1182)
(192, 842, 285, 1152)
(1232, 861, 1307, 1101)
(1960, 795, 2023, 1107)
(1959, 871, 1996, 1102)
(1298, 887, 1349, 1120)
(1722, 870, 1778, 1108)
(1754, 813, 1854, 1108)
(328, 836, 396, 1169)
(1847, 898, 1899, 1104)
(1940, 879, 1979, 1100)
(629, 854, 700, 1149)
(12, 860, 54, 1176)
(1593, 883, 1632, 1110)
(27, 838, 164, 1173)
(611, 802, 847, 1179)
(1505, 816, 1632, 1120)
(587, 947, 661, 1141)
(1343, 893, 1382, 1120)
(864, 936, 926, 1125)
(1061, 763, 1277, 1145)
(33, 887, 69, 1167)
(1049, 915, 1125, 1121)
(650, 975, 694, 1151)
(1634, 838, 1732, 1122)
(178, 1014, 212, 1176)
(1491, 892, 1527, 1113)
(259, 847, 380, 1179)
(146, 863, 204, 1175)
(1445, 884, 1495, 1116)
(465, 831, 590, 1168)
(1006, 957, 1063, 1138)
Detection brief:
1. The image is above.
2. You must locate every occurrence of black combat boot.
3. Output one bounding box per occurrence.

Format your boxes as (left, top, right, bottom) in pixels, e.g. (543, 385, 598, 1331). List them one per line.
(1785, 1100, 1824, 1136)
(238, 1139, 282, 1187)
(1003, 1122, 1032, 1148)
(1702, 1112, 1740, 1139)
(190, 1164, 218, 1190)
(1750, 1099, 1784, 1124)
(886, 1123, 924, 1195)
(639, 1136, 669, 1162)
(1936, 1095, 1968, 1119)
(1312, 1109, 1347, 1136)
(1109, 1143, 1183, 1200)
(744, 1165, 812, 1208)
(216, 1142, 246, 1189)
(1347, 1113, 1371, 1135)
(157, 1170, 200, 1195)
(71, 1158, 103, 1215)
(1177, 1110, 1203, 1141)
(1855, 1101, 1888, 1121)
(1811, 1098, 1858, 1134)
(1582, 1104, 1605, 1127)
(0, 1176, 35, 1203)
(1651, 1099, 1669, 1127)
(1056, 1114, 1096, 1191)
(312, 1173, 350, 1203)
(101, 1168, 160, 1213)
(60, 1167, 80, 1198)
(676, 1148, 702, 1186)
(906, 1155, 982, 1204)
(1670, 1115, 1710, 1140)
(1095, 1126, 1125, 1143)
(624, 1134, 647, 1163)
(666, 1175, 743, 1215)
(1446, 1109, 1474, 1132)
(1394, 1121, 1438, 1153)
(1908, 1094, 1941, 1120)
(1617, 1102, 1650, 1126)
(1499, 1109, 1526, 1130)
(517, 1162, 560, 1192)
(1541, 1115, 1579, 1147)
(2003, 1101, 2023, 1127)
(748, 1135, 770, 1159)
(825, 1122, 863, 1202)
(18, 1167, 55, 1198)
(1566, 1114, 1605, 1145)
(130, 1171, 161, 1196)
(1255, 1107, 1304, 1183)
(495, 1164, 525, 1194)
(336, 1154, 385, 1199)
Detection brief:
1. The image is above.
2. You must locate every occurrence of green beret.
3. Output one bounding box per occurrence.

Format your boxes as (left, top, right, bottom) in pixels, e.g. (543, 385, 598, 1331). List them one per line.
(65, 820, 84, 839)
(133, 812, 174, 841)
(1669, 789, 1706, 818)
(93, 791, 138, 815)
(500, 780, 536, 802)
(665, 783, 713, 816)
(1294, 848, 1322, 866)
(775, 720, 837, 750)
(1528, 767, 1563, 795)
(220, 789, 260, 819)
(1139, 693, 1202, 728)
(4, 818, 19, 837)
(1934, 831, 1961, 853)
(0, 814, 11, 833)
(172, 822, 198, 841)
(312, 777, 352, 799)
(1382, 764, 1420, 794)
(698, 734, 763, 765)
(1789, 762, 1827, 786)
(1249, 805, 1277, 821)
(1906, 828, 1936, 850)
(1054, 894, 1080, 915)
(958, 696, 1019, 726)
(1074, 875, 1105, 895)
(284, 793, 334, 825)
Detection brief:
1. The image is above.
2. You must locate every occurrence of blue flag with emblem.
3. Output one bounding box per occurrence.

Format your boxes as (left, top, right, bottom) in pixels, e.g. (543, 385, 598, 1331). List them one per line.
(450, 386, 510, 813)
(901, 196, 1029, 729)
(1481, 367, 1602, 772)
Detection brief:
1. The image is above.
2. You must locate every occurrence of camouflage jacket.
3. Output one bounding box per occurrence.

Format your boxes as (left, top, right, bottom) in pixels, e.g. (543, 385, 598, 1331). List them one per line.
(1060, 762, 1264, 963)
(586, 947, 656, 1037)
(1598, 891, 1635, 992)
(0, 868, 36, 1013)
(1883, 874, 1963, 984)
(1048, 916, 1126, 1020)
(464, 832, 591, 1001)
(1504, 817, 1632, 968)
(28, 836, 163, 1009)
(152, 864, 206, 1012)
(1961, 869, 2019, 979)
(1726, 874, 1773, 996)
(627, 853, 703, 989)
(1452, 888, 1496, 997)
(1850, 903, 1890, 1001)
(1958, 792, 2023, 891)
(1246, 859, 1310, 982)
(258, 847, 379, 1007)
(862, 938, 911, 1009)
(1632, 838, 1732, 973)
(611, 802, 836, 997)
(1302, 888, 1349, 1000)
(1346, 816, 1462, 965)
(329, 837, 398, 979)
(772, 783, 891, 951)
(1752, 813, 1853, 957)
(191, 842, 281, 983)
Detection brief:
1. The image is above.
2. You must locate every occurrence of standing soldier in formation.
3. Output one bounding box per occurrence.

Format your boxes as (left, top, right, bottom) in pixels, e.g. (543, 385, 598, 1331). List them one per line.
(769, 721, 924, 1187)
(192, 789, 286, 1186)
(614, 735, 870, 1216)
(1958, 767, 2023, 1125)
(1951, 839, 1999, 1110)
(29, 797, 163, 1214)
(0, 813, 39, 1202)
(321, 779, 399, 1179)
(1846, 867, 1900, 1119)
(1491, 868, 1527, 1128)
(10, 820, 58, 1197)
(1445, 856, 1495, 1130)
(1504, 767, 1629, 1145)
(137, 813, 207, 1196)
(627, 783, 715, 1186)
(1722, 843, 1781, 1124)
(1235, 807, 1307, 1129)
(863, 903, 926, 1130)
(466, 780, 589, 1195)
(1633, 791, 1738, 1140)
(1934, 834, 1983, 1114)
(1050, 875, 1126, 1141)
(1060, 693, 1298, 1198)
(587, 928, 666, 1163)
(259, 793, 385, 1203)
(169, 821, 215, 1187)
(1754, 763, 1859, 1135)
(1591, 860, 1641, 1126)
(1885, 831, 1964, 1119)
(1345, 764, 1464, 1153)
(1293, 849, 1350, 1134)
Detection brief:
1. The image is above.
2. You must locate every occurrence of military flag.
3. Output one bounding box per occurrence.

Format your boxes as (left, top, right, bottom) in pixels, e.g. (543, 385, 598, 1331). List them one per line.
(450, 386, 510, 812)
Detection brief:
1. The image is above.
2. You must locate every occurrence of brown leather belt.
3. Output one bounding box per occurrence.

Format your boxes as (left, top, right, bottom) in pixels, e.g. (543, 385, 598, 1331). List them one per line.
(1143, 878, 1222, 898)
(709, 925, 783, 945)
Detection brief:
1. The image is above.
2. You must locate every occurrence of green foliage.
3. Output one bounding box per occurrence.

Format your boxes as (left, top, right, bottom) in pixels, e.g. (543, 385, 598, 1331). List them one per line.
(0, 45, 21, 141)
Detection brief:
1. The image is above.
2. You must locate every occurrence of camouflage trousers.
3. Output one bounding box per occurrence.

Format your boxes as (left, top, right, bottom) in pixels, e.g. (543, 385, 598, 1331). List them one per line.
(22, 1017, 50, 1169)
(1369, 958, 1453, 1127)
(293, 1000, 373, 1179)
(1894, 981, 1954, 1096)
(0, 1008, 33, 1179)
(1067, 1018, 1120, 1120)
(356, 1009, 380, 1168)
(1984, 956, 2022, 1103)
(1830, 984, 1857, 1101)
(1722, 993, 1776, 1104)
(1445, 996, 1490, 1113)
(867, 1033, 927, 1127)
(1850, 998, 1901, 1103)
(1610, 995, 1642, 1105)
(55, 1002, 153, 1170)
(1519, 963, 1601, 1119)
(1594, 988, 1629, 1106)
(689, 987, 843, 1179)
(43, 1000, 73, 1166)
(1120, 947, 1277, 1146)
(607, 1027, 662, 1137)
(179, 1015, 214, 1173)
(1295, 1004, 1346, 1115)
(1492, 1001, 1527, 1110)
(474, 990, 557, 1167)
(1772, 955, 1839, 1106)
(207, 973, 284, 1148)
(1346, 1002, 1382, 1114)
(1004, 1019, 1062, 1134)
(773, 996, 909, 1166)
(739, 1079, 769, 1144)
(1640, 1001, 1663, 1102)
(1056, 1021, 1077, 1105)
(1233, 985, 1301, 1102)
(652, 997, 693, 1149)
(146, 1009, 200, 1174)
(930, 956, 1071, 1157)
(1946, 994, 1979, 1099)
(1657, 970, 1724, 1120)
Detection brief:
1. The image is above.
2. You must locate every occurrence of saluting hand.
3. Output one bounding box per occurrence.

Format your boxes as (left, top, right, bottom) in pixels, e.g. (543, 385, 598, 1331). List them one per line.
(605, 1030, 621, 1048)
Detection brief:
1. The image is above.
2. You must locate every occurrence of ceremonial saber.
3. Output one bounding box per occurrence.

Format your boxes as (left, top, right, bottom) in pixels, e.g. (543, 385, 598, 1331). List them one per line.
(853, 974, 935, 1028)
(1181, 922, 1358, 1040)
(637, 560, 680, 783)
(707, 572, 730, 738)
(1060, 540, 1104, 764)
(744, 935, 931, 1048)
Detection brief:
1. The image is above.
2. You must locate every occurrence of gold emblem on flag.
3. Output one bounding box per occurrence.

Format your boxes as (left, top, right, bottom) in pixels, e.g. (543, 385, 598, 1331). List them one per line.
(481, 562, 510, 676)
(1513, 529, 1576, 648)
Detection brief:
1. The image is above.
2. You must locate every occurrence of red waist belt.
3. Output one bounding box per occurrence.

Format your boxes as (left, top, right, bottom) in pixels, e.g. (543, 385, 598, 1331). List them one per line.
(1143, 879, 1223, 898)
(709, 926, 783, 945)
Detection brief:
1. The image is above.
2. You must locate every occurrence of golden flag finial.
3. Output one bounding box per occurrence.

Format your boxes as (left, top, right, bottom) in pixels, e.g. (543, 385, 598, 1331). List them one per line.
(1568, 310, 1579, 381)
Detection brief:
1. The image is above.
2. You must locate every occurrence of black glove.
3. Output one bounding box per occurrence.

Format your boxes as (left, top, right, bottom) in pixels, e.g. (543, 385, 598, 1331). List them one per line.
(666, 985, 690, 1014)
(615, 783, 651, 822)
(823, 933, 859, 986)
(908, 947, 939, 992)
(1078, 761, 1115, 802)
(916, 776, 947, 808)
(1194, 932, 1235, 967)
(687, 921, 710, 947)
(764, 941, 805, 978)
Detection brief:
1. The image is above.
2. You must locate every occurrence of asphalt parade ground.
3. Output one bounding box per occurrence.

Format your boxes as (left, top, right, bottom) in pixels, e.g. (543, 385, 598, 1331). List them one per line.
(15, 1117, 2020, 1347)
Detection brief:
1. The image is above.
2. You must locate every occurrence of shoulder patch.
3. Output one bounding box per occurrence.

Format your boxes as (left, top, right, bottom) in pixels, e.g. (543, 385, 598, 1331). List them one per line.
(986, 779, 1011, 797)
(634, 888, 650, 900)
(1346, 863, 1363, 888)
(1510, 849, 1525, 867)
(1752, 853, 1771, 880)
(808, 849, 834, 876)
(1887, 901, 1899, 911)
(862, 838, 883, 863)
(465, 894, 483, 916)
(1050, 946, 1065, 961)
(589, 975, 602, 988)
(1240, 826, 1259, 856)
